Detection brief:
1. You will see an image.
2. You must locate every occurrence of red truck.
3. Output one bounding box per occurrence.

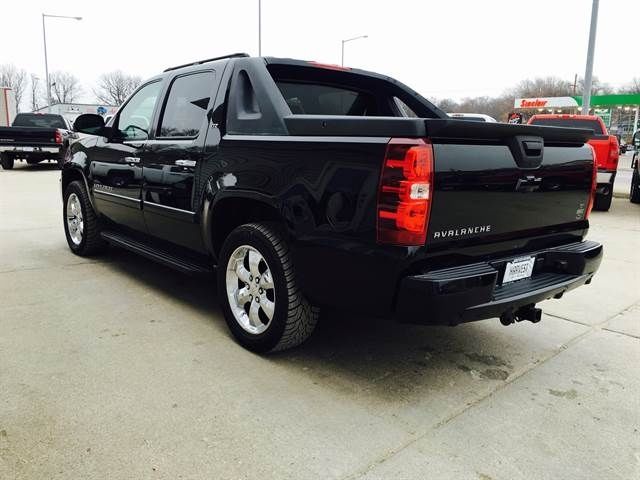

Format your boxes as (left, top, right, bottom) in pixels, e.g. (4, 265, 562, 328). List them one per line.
(528, 114, 619, 211)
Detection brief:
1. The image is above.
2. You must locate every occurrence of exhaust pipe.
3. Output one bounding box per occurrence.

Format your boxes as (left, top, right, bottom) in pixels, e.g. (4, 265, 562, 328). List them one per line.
(500, 304, 542, 326)
(500, 310, 515, 326)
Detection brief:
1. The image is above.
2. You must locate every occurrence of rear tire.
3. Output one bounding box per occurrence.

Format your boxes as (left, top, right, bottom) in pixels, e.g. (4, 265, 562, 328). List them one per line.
(217, 223, 319, 353)
(631, 169, 640, 204)
(593, 188, 612, 212)
(63, 180, 106, 256)
(1, 153, 14, 170)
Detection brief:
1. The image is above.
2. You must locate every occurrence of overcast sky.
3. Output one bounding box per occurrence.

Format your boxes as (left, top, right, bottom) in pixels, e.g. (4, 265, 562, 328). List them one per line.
(3, 0, 638, 105)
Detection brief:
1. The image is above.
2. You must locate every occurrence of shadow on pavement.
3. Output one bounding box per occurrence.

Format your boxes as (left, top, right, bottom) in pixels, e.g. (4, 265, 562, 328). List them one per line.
(101, 245, 521, 403)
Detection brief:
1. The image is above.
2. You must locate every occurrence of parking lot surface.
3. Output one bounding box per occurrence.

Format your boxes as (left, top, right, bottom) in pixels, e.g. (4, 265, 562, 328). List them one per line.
(1, 162, 639, 480)
(614, 151, 635, 198)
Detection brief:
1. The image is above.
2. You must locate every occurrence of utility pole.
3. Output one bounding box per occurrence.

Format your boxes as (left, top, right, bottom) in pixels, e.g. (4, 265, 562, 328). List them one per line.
(581, 0, 599, 115)
(258, 0, 262, 56)
(42, 14, 50, 109)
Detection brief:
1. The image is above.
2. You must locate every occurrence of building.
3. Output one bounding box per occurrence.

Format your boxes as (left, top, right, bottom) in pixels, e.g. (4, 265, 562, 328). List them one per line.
(1, 87, 17, 126)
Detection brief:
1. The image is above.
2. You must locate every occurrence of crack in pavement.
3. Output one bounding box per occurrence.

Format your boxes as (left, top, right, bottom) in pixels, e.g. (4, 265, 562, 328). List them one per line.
(602, 327, 640, 340)
(340, 305, 638, 480)
(0, 260, 105, 275)
(0, 225, 60, 233)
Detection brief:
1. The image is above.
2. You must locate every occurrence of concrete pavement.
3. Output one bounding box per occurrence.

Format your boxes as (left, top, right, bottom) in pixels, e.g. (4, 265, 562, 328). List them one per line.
(1, 162, 639, 480)
(614, 150, 635, 198)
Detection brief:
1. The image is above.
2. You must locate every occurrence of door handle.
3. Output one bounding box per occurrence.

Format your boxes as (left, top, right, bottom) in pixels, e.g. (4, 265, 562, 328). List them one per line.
(124, 157, 140, 164)
(175, 159, 196, 167)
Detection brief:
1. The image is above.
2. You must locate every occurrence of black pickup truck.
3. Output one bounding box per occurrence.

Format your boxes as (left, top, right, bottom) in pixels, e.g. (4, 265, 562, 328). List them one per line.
(62, 53, 602, 352)
(0, 113, 73, 170)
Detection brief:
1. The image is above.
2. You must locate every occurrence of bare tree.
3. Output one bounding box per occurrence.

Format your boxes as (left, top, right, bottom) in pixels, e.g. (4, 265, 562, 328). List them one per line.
(511, 76, 573, 98)
(430, 97, 459, 113)
(433, 95, 514, 122)
(618, 78, 640, 94)
(578, 76, 613, 96)
(49, 71, 82, 104)
(0, 64, 27, 112)
(94, 71, 142, 105)
(30, 74, 41, 111)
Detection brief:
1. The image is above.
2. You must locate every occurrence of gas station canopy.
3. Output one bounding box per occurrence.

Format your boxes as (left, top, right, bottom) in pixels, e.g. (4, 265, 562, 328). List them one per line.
(515, 93, 640, 109)
(514, 94, 640, 133)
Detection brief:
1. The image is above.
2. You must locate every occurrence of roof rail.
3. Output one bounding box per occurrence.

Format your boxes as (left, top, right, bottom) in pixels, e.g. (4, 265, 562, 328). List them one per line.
(163, 53, 250, 72)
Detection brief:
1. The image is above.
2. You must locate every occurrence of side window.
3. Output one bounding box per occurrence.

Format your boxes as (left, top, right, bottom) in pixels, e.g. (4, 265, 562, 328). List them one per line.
(116, 81, 162, 141)
(158, 71, 215, 138)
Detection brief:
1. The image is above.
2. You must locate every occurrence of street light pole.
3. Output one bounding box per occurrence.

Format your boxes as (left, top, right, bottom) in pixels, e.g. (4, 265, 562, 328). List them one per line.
(42, 13, 82, 111)
(341, 35, 368, 66)
(42, 14, 51, 110)
(258, 0, 262, 56)
(581, 0, 599, 115)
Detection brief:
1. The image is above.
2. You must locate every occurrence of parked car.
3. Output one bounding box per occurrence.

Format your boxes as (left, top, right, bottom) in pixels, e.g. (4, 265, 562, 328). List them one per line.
(63, 54, 602, 352)
(615, 134, 628, 154)
(0, 113, 74, 170)
(528, 114, 619, 211)
(448, 113, 497, 122)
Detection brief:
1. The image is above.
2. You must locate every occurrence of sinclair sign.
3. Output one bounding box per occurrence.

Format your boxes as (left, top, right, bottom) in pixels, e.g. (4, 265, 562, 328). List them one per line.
(515, 97, 580, 109)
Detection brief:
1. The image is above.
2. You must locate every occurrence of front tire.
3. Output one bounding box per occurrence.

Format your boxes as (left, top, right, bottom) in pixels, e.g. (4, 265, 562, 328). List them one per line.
(217, 223, 319, 353)
(63, 180, 106, 256)
(631, 169, 640, 204)
(1, 153, 14, 170)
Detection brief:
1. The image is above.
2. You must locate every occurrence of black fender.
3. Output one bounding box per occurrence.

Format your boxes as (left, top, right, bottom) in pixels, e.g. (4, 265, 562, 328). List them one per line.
(61, 146, 96, 211)
(200, 174, 283, 261)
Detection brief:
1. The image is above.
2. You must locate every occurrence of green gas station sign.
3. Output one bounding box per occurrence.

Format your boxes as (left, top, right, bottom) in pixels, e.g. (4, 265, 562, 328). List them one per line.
(594, 108, 611, 127)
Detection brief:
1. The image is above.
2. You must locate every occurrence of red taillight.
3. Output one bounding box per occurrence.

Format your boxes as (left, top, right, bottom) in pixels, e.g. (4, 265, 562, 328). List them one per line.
(377, 138, 434, 246)
(54, 129, 63, 144)
(307, 61, 351, 71)
(585, 144, 597, 219)
(607, 136, 619, 168)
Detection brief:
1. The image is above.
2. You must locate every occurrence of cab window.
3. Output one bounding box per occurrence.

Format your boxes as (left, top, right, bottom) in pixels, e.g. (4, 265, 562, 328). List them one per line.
(116, 81, 162, 141)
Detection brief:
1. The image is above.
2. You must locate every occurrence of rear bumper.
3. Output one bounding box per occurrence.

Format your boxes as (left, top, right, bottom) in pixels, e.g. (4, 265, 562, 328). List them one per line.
(0, 145, 61, 154)
(395, 240, 602, 325)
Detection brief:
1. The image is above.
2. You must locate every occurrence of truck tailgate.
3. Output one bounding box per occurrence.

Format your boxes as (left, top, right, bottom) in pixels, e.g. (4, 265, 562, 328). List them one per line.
(0, 127, 59, 146)
(424, 119, 594, 247)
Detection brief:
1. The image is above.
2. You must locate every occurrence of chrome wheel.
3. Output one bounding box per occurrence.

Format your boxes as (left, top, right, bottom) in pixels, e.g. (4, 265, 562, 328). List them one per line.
(66, 193, 84, 245)
(225, 245, 276, 335)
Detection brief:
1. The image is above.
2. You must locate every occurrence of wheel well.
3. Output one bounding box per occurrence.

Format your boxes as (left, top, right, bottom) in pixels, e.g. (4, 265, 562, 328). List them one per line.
(61, 169, 86, 194)
(211, 197, 284, 255)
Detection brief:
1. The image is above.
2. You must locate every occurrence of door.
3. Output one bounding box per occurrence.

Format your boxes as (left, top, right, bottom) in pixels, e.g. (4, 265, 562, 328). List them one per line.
(90, 81, 162, 233)
(142, 70, 218, 252)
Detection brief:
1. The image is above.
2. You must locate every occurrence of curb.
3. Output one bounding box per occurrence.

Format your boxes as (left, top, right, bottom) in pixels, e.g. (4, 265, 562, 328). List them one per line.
(613, 192, 630, 199)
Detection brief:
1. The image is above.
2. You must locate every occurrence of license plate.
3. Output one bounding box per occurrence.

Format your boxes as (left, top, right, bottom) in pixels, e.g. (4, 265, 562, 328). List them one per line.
(503, 256, 535, 284)
(19, 147, 34, 152)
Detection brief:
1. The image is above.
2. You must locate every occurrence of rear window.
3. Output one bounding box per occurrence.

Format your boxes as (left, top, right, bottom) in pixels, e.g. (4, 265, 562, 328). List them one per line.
(276, 82, 379, 116)
(266, 63, 442, 119)
(13, 114, 66, 129)
(529, 118, 604, 134)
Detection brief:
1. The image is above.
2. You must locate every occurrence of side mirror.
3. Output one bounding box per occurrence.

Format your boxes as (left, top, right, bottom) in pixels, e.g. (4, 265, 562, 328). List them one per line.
(74, 114, 106, 135)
